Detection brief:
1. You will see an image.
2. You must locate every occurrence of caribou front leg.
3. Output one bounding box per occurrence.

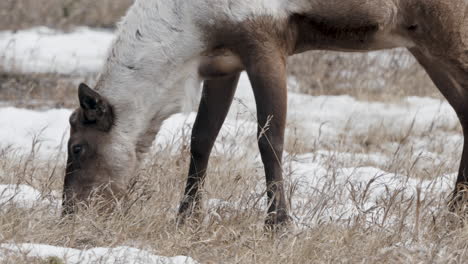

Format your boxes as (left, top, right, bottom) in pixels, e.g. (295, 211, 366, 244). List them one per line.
(245, 49, 290, 227)
(178, 73, 240, 222)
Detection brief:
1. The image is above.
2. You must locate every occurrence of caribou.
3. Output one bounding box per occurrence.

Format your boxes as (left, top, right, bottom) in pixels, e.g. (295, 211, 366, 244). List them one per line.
(63, 0, 468, 226)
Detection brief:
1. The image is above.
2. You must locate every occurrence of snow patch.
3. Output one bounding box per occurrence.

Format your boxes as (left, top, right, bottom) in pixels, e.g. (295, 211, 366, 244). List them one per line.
(0, 243, 197, 264)
(0, 184, 58, 209)
(0, 107, 71, 156)
(0, 27, 113, 74)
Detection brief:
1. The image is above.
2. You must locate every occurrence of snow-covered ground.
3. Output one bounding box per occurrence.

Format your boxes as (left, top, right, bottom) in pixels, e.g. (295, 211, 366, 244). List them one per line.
(0, 244, 197, 264)
(0, 27, 114, 74)
(0, 27, 463, 263)
(0, 184, 58, 209)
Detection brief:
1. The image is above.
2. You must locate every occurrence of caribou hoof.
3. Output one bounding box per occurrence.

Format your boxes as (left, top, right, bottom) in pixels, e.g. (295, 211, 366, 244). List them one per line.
(264, 210, 292, 231)
(177, 197, 203, 226)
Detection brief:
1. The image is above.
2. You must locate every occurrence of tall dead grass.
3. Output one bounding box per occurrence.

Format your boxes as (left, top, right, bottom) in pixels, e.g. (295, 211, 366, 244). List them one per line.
(288, 49, 440, 100)
(0, 72, 85, 108)
(0, 114, 467, 263)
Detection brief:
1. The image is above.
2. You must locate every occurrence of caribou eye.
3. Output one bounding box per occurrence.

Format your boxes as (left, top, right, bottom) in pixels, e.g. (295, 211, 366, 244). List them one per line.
(407, 24, 418, 31)
(72, 144, 83, 155)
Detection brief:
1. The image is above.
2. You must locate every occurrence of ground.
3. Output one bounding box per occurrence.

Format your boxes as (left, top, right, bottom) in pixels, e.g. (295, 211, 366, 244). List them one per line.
(0, 20, 467, 264)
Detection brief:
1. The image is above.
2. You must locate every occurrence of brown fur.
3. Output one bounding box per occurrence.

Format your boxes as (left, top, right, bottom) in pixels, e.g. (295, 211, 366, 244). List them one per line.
(63, 85, 124, 214)
(180, 1, 468, 226)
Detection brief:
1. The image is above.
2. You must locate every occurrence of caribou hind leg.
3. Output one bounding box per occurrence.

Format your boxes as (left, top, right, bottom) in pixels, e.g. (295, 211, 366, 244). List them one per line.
(410, 48, 468, 215)
(178, 73, 240, 222)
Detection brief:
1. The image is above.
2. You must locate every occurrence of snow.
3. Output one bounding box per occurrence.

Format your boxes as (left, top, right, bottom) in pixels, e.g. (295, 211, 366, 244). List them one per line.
(288, 160, 456, 226)
(0, 107, 71, 156)
(0, 184, 58, 209)
(1, 87, 459, 160)
(0, 244, 198, 264)
(0, 27, 114, 74)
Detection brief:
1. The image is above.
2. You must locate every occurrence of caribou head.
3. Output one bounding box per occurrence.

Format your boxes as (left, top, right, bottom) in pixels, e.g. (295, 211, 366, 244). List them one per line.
(62, 83, 137, 215)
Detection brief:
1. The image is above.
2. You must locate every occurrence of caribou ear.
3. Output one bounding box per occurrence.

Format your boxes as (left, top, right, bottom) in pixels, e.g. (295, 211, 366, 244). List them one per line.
(78, 83, 114, 132)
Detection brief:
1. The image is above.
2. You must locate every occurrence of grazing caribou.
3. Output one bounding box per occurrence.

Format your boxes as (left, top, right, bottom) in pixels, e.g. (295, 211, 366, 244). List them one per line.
(63, 0, 468, 225)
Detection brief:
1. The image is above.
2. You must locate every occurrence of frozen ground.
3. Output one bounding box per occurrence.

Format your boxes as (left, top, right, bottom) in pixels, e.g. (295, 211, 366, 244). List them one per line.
(0, 27, 465, 263)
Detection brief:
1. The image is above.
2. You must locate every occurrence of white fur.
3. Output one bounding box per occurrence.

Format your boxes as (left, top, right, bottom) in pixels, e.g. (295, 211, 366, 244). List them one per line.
(93, 0, 303, 167)
(96, 0, 202, 161)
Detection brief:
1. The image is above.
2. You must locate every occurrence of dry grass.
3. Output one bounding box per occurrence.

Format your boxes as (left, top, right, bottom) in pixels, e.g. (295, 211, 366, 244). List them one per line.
(0, 72, 97, 109)
(287, 49, 440, 101)
(0, 112, 467, 263)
